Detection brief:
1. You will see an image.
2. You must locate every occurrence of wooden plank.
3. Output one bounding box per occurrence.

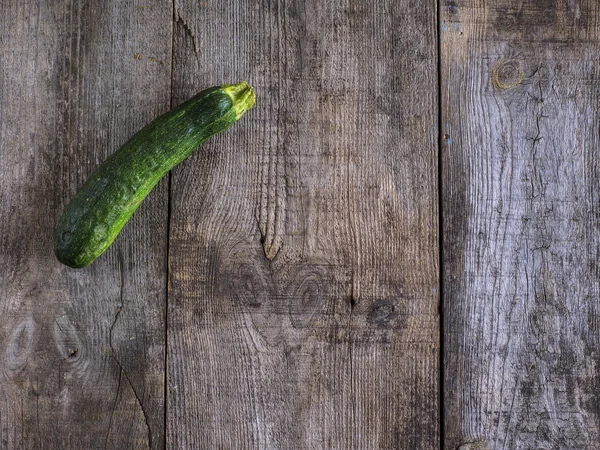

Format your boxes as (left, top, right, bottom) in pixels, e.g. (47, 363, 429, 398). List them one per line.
(168, 0, 439, 448)
(0, 0, 171, 448)
(442, 1, 600, 448)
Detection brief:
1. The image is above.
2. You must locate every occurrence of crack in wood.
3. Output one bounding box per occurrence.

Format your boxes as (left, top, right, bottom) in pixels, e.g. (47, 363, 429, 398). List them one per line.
(106, 255, 153, 449)
(108, 303, 153, 449)
(104, 368, 123, 450)
(174, 8, 199, 54)
(257, 132, 286, 261)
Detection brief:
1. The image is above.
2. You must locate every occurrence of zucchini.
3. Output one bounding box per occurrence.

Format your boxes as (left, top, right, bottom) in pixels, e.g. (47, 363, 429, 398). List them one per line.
(55, 81, 255, 268)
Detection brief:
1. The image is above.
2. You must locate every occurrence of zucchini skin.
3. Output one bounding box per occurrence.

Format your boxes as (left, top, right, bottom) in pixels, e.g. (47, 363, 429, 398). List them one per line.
(55, 82, 254, 268)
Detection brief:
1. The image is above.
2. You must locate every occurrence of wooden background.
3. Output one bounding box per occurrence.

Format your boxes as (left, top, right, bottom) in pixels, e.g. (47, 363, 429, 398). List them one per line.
(0, 0, 598, 449)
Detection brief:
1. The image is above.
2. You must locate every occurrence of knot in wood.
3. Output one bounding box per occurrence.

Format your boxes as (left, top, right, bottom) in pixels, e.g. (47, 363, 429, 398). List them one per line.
(495, 11, 518, 31)
(491, 59, 524, 90)
(458, 441, 491, 450)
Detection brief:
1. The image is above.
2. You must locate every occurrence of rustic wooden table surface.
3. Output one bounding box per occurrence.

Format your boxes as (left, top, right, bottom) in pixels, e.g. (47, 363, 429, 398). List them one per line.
(1, 0, 598, 449)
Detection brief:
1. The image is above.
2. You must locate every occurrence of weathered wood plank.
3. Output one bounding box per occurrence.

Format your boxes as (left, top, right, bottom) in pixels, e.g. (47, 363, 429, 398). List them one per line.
(168, 0, 439, 448)
(442, 1, 600, 448)
(0, 0, 171, 448)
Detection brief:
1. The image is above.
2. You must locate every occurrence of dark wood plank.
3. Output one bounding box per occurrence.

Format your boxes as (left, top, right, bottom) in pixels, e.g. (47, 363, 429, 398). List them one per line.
(168, 0, 439, 448)
(442, 1, 600, 448)
(0, 0, 171, 448)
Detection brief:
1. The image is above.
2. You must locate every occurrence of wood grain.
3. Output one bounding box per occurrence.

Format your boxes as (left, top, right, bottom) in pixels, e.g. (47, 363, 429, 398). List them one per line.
(442, 1, 600, 448)
(168, 0, 439, 448)
(0, 0, 171, 448)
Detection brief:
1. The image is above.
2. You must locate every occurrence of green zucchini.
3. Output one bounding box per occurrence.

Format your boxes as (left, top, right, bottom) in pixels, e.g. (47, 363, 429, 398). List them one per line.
(55, 81, 255, 268)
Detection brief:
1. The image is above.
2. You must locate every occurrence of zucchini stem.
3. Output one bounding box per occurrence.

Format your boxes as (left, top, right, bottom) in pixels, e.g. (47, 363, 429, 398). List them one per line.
(222, 81, 255, 120)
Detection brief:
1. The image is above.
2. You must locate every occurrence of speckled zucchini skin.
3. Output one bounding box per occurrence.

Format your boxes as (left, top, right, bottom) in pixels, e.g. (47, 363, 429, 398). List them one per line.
(55, 82, 254, 268)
